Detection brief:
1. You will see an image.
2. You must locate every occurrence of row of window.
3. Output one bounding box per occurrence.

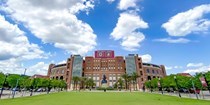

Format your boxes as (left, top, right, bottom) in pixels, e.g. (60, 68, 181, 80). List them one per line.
(85, 76, 120, 81)
(86, 66, 123, 70)
(51, 69, 65, 75)
(146, 69, 160, 74)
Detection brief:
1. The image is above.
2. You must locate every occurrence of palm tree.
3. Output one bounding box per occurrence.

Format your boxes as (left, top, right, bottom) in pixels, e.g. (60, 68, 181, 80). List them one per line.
(86, 78, 95, 91)
(117, 78, 124, 91)
(131, 72, 139, 91)
(121, 74, 129, 90)
(80, 77, 87, 90)
(72, 76, 80, 90)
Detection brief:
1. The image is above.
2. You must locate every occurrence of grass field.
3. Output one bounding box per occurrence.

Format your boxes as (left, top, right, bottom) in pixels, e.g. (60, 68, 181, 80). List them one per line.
(0, 92, 209, 105)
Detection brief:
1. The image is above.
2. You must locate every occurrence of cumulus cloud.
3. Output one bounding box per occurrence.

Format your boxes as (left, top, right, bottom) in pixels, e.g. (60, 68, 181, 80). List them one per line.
(165, 66, 183, 70)
(140, 54, 152, 63)
(0, 15, 46, 60)
(107, 0, 115, 3)
(154, 38, 191, 43)
(118, 0, 138, 10)
(1, 0, 97, 55)
(110, 12, 148, 51)
(184, 65, 210, 74)
(162, 4, 210, 36)
(187, 63, 204, 67)
(27, 62, 49, 76)
(57, 60, 67, 64)
(0, 15, 49, 75)
(0, 59, 49, 76)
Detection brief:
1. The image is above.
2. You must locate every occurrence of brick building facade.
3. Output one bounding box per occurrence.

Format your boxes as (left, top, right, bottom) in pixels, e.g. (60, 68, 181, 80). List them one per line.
(47, 50, 166, 90)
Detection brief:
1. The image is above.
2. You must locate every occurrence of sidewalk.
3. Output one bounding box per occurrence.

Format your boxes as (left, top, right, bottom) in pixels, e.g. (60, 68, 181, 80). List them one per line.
(147, 91, 210, 100)
(0, 90, 50, 99)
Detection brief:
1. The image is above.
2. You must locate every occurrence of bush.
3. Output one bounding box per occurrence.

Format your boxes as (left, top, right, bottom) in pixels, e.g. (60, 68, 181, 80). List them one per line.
(96, 87, 115, 90)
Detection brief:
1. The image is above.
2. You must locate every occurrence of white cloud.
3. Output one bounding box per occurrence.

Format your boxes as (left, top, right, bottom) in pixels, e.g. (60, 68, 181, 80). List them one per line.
(57, 60, 66, 64)
(1, 0, 97, 55)
(174, 66, 183, 69)
(0, 15, 46, 60)
(162, 4, 210, 36)
(165, 66, 183, 70)
(0, 15, 49, 75)
(187, 63, 204, 67)
(110, 12, 148, 51)
(184, 65, 210, 74)
(154, 38, 191, 43)
(70, 0, 95, 15)
(28, 62, 49, 76)
(0, 59, 49, 76)
(107, 0, 115, 3)
(140, 54, 152, 63)
(165, 66, 173, 70)
(118, 0, 138, 10)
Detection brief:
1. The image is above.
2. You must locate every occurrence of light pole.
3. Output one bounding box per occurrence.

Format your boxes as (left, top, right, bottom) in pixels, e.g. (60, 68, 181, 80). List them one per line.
(30, 76, 36, 96)
(0, 73, 9, 99)
(159, 77, 163, 94)
(12, 69, 27, 99)
(191, 78, 198, 99)
(47, 78, 52, 94)
(12, 77, 19, 99)
(21, 68, 27, 97)
(174, 76, 181, 97)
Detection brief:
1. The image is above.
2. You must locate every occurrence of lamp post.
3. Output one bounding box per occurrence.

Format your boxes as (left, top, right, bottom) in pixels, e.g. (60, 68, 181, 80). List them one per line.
(47, 78, 52, 94)
(12, 78, 19, 99)
(21, 68, 27, 97)
(159, 77, 163, 94)
(30, 76, 36, 96)
(174, 76, 181, 97)
(12, 69, 27, 99)
(191, 78, 198, 99)
(0, 73, 9, 99)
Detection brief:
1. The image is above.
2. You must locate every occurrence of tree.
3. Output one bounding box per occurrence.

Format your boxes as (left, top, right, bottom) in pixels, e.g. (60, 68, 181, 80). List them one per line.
(86, 78, 95, 91)
(7, 74, 20, 88)
(131, 72, 139, 90)
(127, 75, 132, 92)
(121, 74, 129, 90)
(0, 73, 5, 88)
(72, 76, 80, 90)
(117, 78, 124, 91)
(80, 77, 87, 90)
(59, 80, 67, 91)
(161, 75, 176, 90)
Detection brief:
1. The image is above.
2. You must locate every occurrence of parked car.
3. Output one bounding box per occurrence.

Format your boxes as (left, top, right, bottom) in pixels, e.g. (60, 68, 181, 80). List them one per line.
(179, 88, 188, 93)
(189, 88, 200, 94)
(165, 88, 174, 92)
(12, 88, 20, 91)
(35, 88, 45, 92)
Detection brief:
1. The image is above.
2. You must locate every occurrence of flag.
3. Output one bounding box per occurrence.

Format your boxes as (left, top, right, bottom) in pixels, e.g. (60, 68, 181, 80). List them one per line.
(199, 77, 207, 87)
(158, 81, 161, 87)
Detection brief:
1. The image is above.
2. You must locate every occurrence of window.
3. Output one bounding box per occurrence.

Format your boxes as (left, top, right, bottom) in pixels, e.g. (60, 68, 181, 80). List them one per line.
(147, 69, 150, 73)
(152, 70, 155, 74)
(62, 70, 64, 74)
(140, 71, 143, 76)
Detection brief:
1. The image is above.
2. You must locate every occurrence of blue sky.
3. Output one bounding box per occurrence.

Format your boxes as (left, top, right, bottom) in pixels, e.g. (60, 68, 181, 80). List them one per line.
(0, 0, 210, 75)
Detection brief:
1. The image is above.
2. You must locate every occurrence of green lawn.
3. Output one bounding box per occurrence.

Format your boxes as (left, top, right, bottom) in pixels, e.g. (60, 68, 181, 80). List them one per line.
(0, 92, 209, 105)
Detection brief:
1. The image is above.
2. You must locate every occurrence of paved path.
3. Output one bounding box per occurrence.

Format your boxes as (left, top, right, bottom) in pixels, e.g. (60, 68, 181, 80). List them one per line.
(148, 91, 210, 100)
(1, 90, 210, 100)
(0, 90, 49, 99)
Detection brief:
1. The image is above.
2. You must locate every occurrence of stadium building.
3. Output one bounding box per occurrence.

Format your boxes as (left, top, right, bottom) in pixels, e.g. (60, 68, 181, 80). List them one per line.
(47, 50, 166, 90)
